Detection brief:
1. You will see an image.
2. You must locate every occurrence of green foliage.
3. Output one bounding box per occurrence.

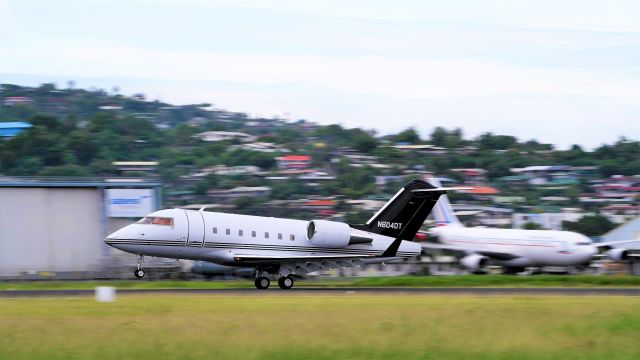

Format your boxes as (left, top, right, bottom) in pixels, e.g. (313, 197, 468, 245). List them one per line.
(393, 127, 421, 144)
(233, 196, 254, 209)
(522, 222, 545, 230)
(430, 127, 466, 148)
(562, 215, 616, 236)
(593, 138, 640, 177)
(1, 83, 639, 213)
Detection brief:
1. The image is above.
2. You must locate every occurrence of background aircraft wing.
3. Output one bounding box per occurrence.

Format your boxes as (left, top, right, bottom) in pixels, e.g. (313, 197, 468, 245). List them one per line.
(421, 243, 519, 260)
(593, 239, 640, 248)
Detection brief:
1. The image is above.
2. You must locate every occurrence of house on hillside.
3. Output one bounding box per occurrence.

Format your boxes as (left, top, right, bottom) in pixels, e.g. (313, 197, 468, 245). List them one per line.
(231, 142, 291, 153)
(512, 210, 587, 231)
(276, 155, 311, 169)
(2, 97, 34, 106)
(509, 165, 596, 186)
(300, 199, 337, 218)
(451, 168, 487, 185)
(194, 131, 257, 142)
(390, 144, 447, 155)
(207, 186, 271, 203)
(600, 205, 639, 223)
(0, 122, 32, 138)
(112, 161, 159, 175)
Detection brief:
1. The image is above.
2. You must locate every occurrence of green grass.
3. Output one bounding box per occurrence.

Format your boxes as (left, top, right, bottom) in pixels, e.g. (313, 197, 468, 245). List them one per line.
(1, 294, 639, 360)
(1, 275, 639, 291)
(352, 274, 640, 287)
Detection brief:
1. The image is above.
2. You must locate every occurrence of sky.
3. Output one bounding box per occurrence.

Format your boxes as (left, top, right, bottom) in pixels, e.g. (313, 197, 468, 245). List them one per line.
(1, 0, 639, 149)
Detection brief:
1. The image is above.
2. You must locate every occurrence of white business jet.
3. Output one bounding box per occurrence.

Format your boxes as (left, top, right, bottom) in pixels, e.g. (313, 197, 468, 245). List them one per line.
(423, 178, 638, 273)
(106, 180, 452, 289)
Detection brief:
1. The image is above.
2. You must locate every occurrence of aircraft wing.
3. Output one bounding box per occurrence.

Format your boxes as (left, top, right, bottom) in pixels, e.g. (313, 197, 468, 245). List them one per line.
(421, 243, 519, 260)
(232, 253, 374, 263)
(593, 239, 640, 248)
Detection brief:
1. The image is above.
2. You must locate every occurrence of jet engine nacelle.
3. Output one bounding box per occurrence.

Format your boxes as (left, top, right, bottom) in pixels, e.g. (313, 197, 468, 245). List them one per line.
(606, 248, 630, 261)
(306, 220, 373, 248)
(460, 254, 488, 271)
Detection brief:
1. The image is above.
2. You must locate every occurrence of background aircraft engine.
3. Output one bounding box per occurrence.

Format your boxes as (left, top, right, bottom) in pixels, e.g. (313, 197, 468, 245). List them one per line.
(606, 248, 630, 261)
(306, 220, 372, 248)
(460, 254, 488, 271)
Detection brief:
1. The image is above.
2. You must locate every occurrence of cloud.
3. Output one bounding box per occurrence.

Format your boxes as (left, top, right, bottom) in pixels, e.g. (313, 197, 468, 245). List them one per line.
(0, 0, 10, 37)
(4, 43, 638, 104)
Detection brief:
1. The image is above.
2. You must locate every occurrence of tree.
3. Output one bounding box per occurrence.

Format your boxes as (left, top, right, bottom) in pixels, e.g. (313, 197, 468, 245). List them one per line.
(430, 127, 465, 148)
(562, 215, 616, 237)
(352, 130, 378, 152)
(394, 128, 421, 144)
(477, 132, 518, 150)
(522, 222, 545, 230)
(233, 196, 254, 210)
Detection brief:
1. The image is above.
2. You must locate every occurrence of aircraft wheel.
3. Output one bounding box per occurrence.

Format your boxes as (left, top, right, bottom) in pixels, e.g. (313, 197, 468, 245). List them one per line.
(278, 276, 294, 289)
(134, 269, 145, 279)
(254, 277, 270, 289)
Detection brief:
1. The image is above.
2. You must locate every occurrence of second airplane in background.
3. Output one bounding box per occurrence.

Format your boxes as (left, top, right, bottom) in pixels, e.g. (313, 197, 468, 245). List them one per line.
(423, 178, 638, 273)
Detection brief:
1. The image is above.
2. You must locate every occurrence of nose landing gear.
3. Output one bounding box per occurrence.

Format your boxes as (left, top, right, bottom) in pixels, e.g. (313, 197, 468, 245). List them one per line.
(134, 255, 146, 279)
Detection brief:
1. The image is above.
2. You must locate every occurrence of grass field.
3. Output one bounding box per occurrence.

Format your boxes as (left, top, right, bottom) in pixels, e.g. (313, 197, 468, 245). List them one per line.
(1, 275, 640, 291)
(1, 294, 639, 360)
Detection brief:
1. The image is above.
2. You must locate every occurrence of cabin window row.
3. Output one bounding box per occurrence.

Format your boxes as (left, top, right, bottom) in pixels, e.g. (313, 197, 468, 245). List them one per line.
(212, 227, 295, 240)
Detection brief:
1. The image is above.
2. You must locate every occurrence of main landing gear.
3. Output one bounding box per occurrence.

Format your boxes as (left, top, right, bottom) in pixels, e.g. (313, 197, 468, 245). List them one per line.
(254, 270, 294, 290)
(254, 276, 270, 289)
(134, 255, 146, 279)
(277, 276, 294, 290)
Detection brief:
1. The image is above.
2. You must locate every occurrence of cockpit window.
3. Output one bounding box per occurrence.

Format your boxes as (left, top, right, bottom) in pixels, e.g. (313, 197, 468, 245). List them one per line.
(152, 217, 174, 226)
(576, 242, 591, 246)
(137, 217, 174, 226)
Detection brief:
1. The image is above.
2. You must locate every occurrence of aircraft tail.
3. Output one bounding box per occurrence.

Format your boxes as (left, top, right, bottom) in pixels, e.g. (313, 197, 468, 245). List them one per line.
(426, 177, 463, 227)
(351, 179, 446, 240)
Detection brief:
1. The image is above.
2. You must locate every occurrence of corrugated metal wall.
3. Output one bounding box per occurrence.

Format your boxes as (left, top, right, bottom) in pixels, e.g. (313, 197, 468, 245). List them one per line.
(0, 188, 103, 275)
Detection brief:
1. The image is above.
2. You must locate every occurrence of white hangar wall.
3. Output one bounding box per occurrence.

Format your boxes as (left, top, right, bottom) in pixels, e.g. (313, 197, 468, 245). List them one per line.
(0, 180, 161, 277)
(0, 187, 103, 275)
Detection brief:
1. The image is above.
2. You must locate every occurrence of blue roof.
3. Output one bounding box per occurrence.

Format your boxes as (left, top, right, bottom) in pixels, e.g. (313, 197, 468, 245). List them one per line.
(0, 122, 32, 129)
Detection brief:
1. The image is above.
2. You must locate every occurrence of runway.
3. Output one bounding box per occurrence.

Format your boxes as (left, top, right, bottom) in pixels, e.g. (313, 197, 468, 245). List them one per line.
(1, 287, 639, 297)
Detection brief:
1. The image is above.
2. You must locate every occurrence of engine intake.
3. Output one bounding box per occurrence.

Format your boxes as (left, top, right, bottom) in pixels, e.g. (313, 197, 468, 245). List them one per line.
(306, 220, 373, 248)
(606, 248, 630, 262)
(460, 254, 488, 271)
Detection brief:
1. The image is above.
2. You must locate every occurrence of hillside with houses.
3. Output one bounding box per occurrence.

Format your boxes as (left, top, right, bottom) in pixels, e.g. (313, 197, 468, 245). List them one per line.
(1, 83, 639, 237)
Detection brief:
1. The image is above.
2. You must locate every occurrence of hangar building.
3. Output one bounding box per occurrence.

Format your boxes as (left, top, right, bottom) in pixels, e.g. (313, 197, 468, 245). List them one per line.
(0, 178, 162, 278)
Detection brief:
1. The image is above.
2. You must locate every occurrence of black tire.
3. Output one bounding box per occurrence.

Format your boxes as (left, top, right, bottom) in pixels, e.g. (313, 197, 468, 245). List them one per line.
(254, 277, 270, 289)
(278, 276, 294, 289)
(134, 269, 145, 278)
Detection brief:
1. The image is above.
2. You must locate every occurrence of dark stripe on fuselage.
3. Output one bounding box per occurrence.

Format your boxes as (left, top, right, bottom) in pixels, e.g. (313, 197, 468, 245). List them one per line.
(105, 239, 416, 256)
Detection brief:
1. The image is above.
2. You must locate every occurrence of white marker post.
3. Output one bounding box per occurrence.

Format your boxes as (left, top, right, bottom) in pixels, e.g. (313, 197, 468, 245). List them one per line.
(95, 286, 116, 302)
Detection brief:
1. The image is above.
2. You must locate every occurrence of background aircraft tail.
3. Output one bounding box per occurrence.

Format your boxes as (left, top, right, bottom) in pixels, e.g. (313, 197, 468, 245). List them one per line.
(352, 179, 445, 240)
(425, 177, 464, 227)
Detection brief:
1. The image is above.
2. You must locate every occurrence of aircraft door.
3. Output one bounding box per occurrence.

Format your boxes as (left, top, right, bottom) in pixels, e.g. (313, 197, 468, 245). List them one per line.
(186, 210, 205, 247)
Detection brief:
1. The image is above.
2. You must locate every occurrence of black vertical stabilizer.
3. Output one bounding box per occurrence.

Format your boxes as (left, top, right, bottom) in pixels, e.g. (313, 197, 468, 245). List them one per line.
(351, 179, 445, 241)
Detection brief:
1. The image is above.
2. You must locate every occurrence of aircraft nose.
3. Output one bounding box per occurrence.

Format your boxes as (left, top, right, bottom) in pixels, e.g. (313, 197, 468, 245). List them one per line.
(583, 246, 598, 262)
(105, 227, 130, 241)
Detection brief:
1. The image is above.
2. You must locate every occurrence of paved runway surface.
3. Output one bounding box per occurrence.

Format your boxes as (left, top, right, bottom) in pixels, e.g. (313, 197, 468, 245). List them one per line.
(1, 287, 639, 297)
